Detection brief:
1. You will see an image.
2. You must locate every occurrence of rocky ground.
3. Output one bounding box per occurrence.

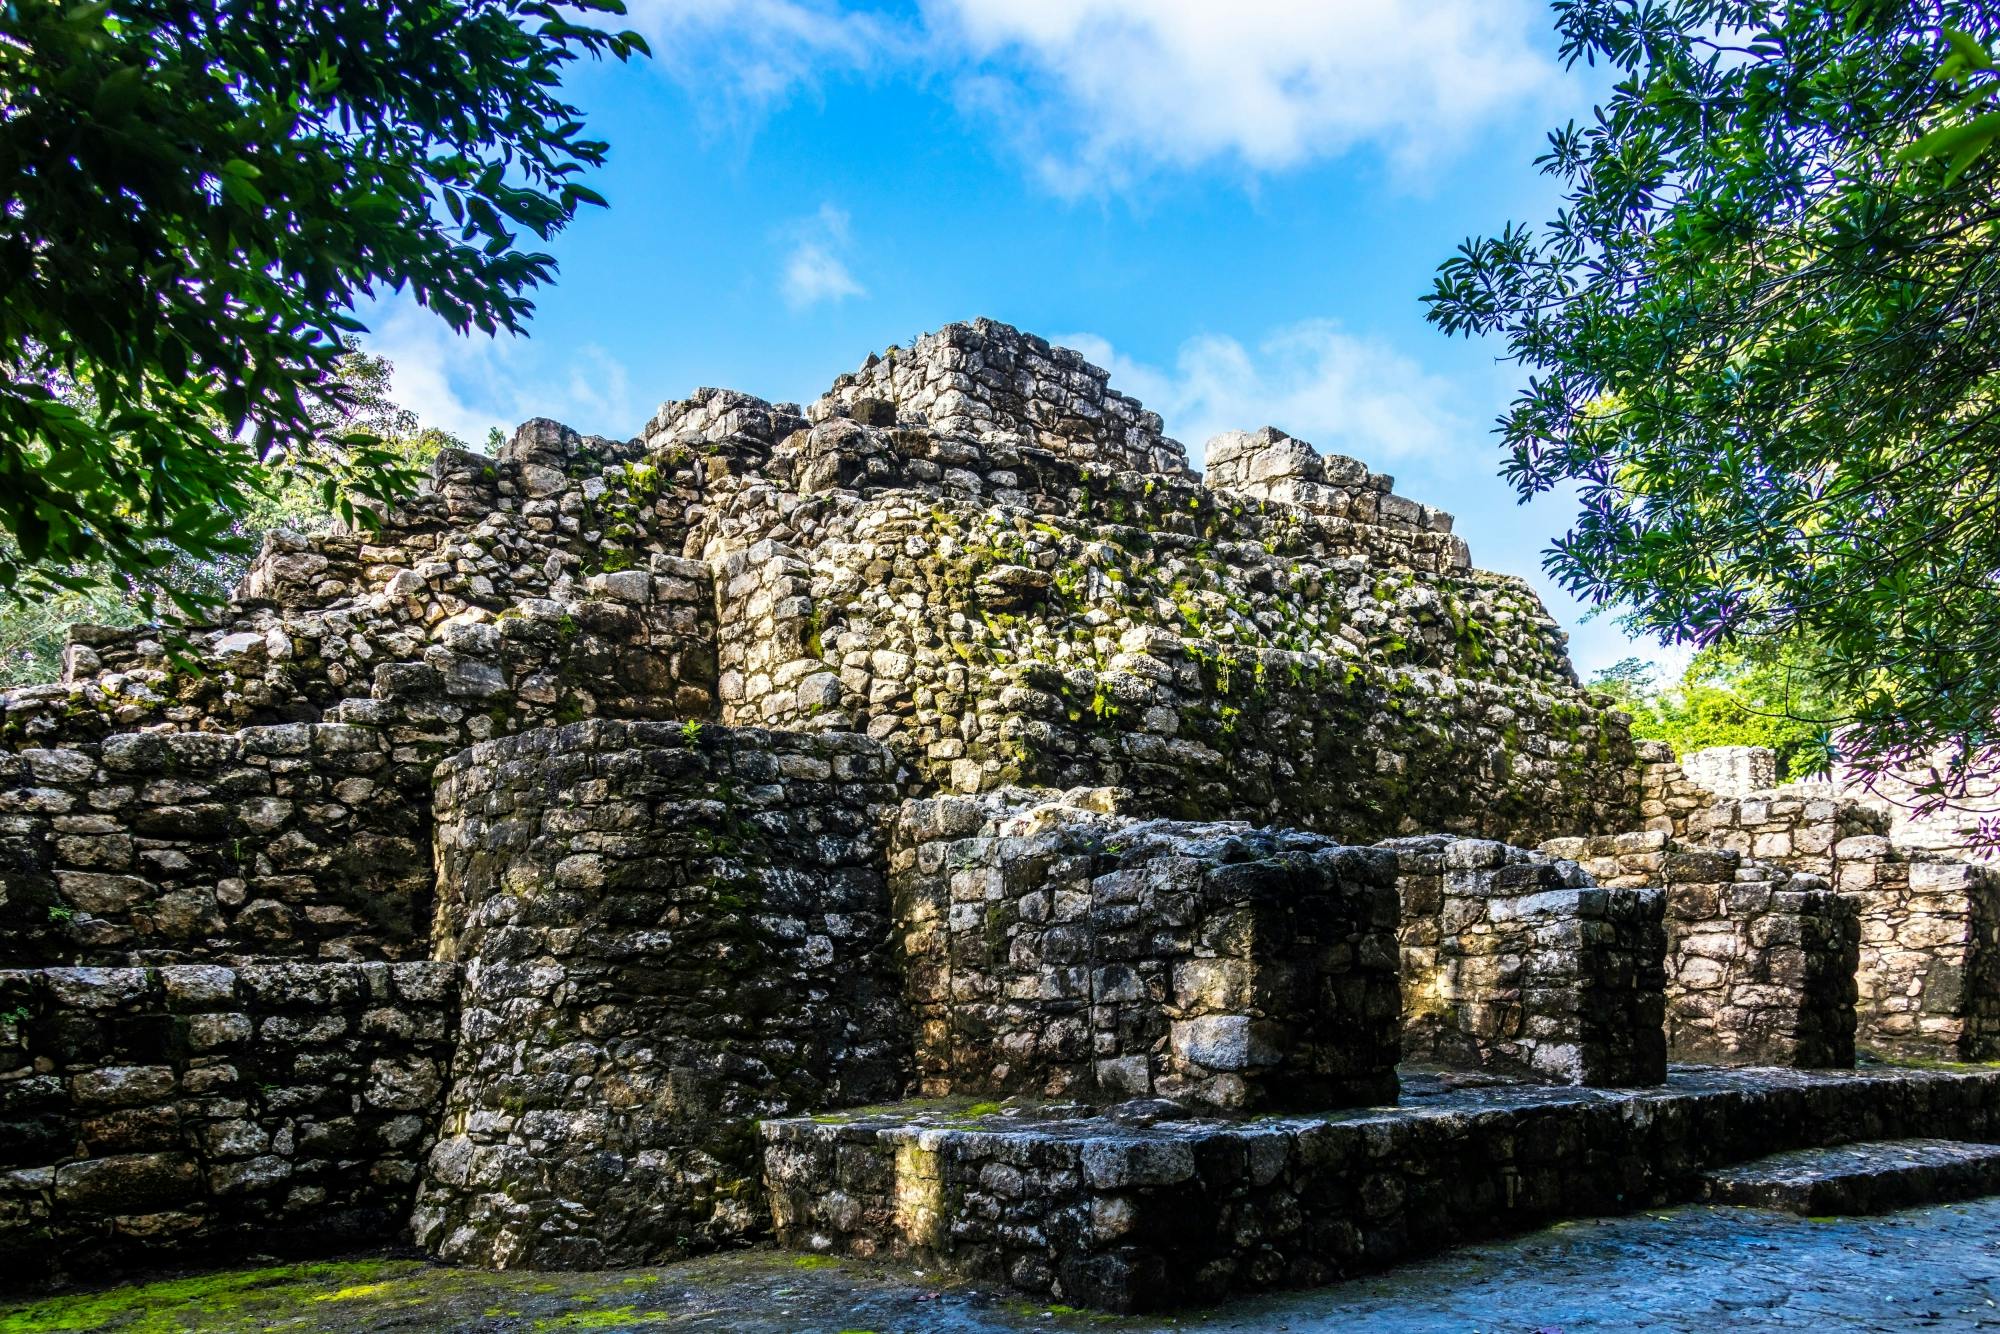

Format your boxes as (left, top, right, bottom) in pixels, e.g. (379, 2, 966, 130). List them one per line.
(7, 1197, 2000, 1332)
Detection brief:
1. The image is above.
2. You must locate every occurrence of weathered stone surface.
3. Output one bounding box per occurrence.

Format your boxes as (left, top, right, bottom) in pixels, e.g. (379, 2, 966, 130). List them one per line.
(0, 960, 455, 1273)
(1546, 833, 1860, 1068)
(763, 1064, 2000, 1313)
(1700, 1137, 2000, 1216)
(410, 721, 904, 1269)
(1388, 836, 1666, 1085)
(1628, 744, 2000, 1059)
(891, 789, 1402, 1111)
(6, 320, 2000, 1303)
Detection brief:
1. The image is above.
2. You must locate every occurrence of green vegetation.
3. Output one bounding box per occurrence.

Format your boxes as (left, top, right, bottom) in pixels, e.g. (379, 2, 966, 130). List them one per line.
(0, 348, 455, 686)
(1588, 644, 1844, 780)
(1427, 0, 2000, 810)
(0, 1259, 420, 1333)
(0, 0, 647, 617)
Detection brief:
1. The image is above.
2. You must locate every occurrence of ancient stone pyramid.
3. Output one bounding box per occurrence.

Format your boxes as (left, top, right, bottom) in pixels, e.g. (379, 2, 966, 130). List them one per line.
(4, 316, 1635, 872)
(8, 320, 1993, 1305)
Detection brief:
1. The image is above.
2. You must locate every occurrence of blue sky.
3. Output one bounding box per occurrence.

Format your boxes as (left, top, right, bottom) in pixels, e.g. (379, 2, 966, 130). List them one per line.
(359, 0, 1671, 678)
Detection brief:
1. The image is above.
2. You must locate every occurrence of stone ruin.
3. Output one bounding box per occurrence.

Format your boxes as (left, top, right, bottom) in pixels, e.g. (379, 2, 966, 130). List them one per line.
(3, 319, 1999, 1309)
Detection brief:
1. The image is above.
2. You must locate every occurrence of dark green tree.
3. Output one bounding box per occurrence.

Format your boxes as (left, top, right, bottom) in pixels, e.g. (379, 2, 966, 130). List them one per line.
(1426, 0, 2000, 813)
(0, 0, 646, 614)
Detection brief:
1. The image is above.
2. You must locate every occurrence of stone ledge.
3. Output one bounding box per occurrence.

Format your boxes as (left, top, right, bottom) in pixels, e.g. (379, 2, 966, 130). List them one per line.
(762, 1065, 2000, 1312)
(1700, 1136, 2000, 1215)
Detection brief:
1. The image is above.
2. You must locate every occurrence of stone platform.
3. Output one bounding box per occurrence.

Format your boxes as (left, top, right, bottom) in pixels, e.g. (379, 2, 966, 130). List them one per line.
(761, 1064, 2000, 1312)
(1701, 1137, 2000, 1216)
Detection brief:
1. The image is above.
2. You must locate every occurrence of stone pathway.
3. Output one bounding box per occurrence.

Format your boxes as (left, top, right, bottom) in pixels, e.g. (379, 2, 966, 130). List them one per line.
(7, 1198, 2000, 1332)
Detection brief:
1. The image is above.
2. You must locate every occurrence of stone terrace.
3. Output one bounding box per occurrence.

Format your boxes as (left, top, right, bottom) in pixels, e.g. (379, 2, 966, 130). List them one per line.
(763, 1064, 2000, 1312)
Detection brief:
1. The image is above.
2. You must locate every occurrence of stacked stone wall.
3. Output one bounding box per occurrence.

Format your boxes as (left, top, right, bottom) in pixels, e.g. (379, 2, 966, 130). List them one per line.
(3, 425, 716, 752)
(890, 791, 1401, 1112)
(1545, 832, 1858, 1067)
(1685, 787, 1888, 879)
(1387, 837, 1664, 1085)
(1832, 838, 2000, 1059)
(1621, 744, 2000, 1059)
(411, 721, 904, 1269)
(1633, 740, 1714, 836)
(712, 538, 845, 732)
(1204, 426, 1466, 564)
(764, 1065, 2000, 1312)
(0, 721, 428, 966)
(696, 487, 1633, 842)
(0, 318, 1735, 1286)
(0, 960, 455, 1274)
(809, 319, 1190, 477)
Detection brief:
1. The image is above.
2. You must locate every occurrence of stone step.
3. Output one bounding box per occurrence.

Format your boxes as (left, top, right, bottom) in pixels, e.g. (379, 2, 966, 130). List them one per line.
(1701, 1138, 2000, 1216)
(763, 1066, 2000, 1313)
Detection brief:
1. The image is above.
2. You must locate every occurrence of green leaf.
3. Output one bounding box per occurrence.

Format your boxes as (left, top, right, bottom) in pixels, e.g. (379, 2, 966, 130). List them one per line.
(1942, 27, 1995, 74)
(92, 64, 146, 119)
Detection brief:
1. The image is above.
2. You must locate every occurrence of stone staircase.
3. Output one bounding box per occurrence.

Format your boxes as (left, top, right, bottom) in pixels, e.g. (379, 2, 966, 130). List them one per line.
(760, 1065, 2000, 1313)
(1701, 1138, 2000, 1216)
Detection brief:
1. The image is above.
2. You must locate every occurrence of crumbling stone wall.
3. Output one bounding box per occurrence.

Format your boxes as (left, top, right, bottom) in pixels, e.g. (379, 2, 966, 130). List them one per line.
(412, 720, 904, 1269)
(1204, 426, 1467, 566)
(1833, 838, 2000, 1059)
(678, 319, 1636, 843)
(1545, 832, 1858, 1067)
(813, 321, 1189, 477)
(1686, 787, 1888, 880)
(692, 484, 1632, 842)
(1635, 740, 1719, 836)
(1389, 837, 1665, 1086)
(0, 721, 427, 966)
(1622, 744, 1999, 1060)
(0, 417, 722, 975)
(890, 790, 1401, 1112)
(0, 961, 455, 1273)
(2, 318, 1848, 1284)
(4, 423, 715, 751)
(712, 538, 842, 732)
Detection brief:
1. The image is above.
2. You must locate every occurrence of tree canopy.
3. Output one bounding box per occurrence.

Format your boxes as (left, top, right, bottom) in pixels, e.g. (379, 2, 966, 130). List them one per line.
(1425, 0, 2000, 811)
(1587, 645, 1843, 782)
(0, 0, 646, 615)
(0, 346, 461, 686)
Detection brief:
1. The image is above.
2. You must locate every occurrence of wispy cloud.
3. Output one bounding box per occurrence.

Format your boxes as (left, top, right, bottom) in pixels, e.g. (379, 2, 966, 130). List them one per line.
(779, 204, 867, 310)
(620, 0, 912, 126)
(929, 0, 1559, 190)
(1056, 321, 1475, 472)
(620, 0, 1562, 191)
(359, 297, 642, 446)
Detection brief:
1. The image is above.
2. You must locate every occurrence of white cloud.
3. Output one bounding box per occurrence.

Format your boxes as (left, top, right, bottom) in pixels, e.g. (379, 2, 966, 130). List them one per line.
(931, 0, 1559, 188)
(621, 0, 1562, 189)
(779, 204, 867, 310)
(620, 0, 909, 122)
(1056, 320, 1474, 473)
(359, 298, 642, 446)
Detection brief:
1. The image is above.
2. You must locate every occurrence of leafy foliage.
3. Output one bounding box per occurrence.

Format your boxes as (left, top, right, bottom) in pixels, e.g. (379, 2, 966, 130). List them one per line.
(1588, 647, 1843, 781)
(0, 347, 460, 686)
(0, 0, 645, 614)
(1426, 0, 2000, 813)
